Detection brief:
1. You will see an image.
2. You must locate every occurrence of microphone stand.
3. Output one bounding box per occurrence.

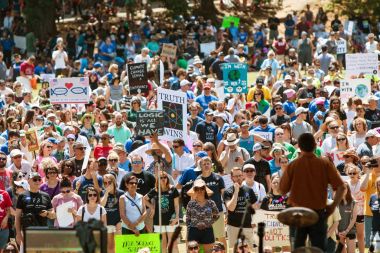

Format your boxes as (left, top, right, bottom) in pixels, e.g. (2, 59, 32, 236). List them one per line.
(233, 199, 252, 253)
(257, 222, 265, 253)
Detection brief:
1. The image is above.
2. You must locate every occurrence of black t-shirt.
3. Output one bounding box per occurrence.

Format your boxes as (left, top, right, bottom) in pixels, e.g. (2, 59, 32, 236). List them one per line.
(261, 193, 289, 211)
(197, 173, 225, 212)
(244, 158, 271, 191)
(147, 186, 179, 225)
(203, 56, 216, 75)
(16, 190, 52, 227)
(365, 108, 380, 129)
(270, 114, 291, 126)
(120, 171, 156, 196)
(268, 17, 280, 30)
(223, 185, 257, 227)
(70, 157, 84, 177)
(101, 189, 124, 226)
(195, 121, 218, 146)
(211, 59, 227, 80)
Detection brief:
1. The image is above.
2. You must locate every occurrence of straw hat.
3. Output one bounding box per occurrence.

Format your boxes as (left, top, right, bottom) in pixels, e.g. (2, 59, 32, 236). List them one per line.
(145, 143, 161, 155)
(187, 179, 213, 196)
(223, 133, 240, 146)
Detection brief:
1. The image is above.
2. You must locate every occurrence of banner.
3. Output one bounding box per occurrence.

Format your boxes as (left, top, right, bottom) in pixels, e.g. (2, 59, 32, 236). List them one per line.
(157, 88, 187, 141)
(161, 44, 177, 59)
(49, 77, 89, 104)
(221, 63, 248, 94)
(25, 128, 39, 152)
(200, 42, 216, 56)
(135, 110, 164, 136)
(345, 53, 378, 78)
(127, 63, 148, 95)
(115, 234, 160, 253)
(222, 16, 240, 28)
(254, 210, 290, 247)
(340, 78, 370, 104)
(251, 131, 273, 141)
(336, 39, 347, 54)
(14, 36, 26, 50)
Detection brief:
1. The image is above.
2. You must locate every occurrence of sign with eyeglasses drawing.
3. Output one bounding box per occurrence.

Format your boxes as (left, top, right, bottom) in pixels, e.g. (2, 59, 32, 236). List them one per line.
(49, 77, 90, 104)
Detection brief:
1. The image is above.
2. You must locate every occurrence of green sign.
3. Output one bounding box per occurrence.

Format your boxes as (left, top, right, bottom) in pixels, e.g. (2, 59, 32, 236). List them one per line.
(115, 233, 160, 253)
(222, 63, 248, 94)
(221, 16, 240, 28)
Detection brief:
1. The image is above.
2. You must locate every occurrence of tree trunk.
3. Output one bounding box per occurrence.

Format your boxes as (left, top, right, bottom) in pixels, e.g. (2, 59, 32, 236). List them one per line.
(23, 0, 57, 40)
(193, 0, 220, 21)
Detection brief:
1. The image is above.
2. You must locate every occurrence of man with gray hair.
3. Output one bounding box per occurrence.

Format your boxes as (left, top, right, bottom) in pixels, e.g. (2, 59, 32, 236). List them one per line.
(134, 47, 152, 67)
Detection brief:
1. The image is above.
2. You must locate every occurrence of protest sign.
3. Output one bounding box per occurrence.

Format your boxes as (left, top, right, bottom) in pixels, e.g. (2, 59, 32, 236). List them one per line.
(254, 210, 290, 247)
(222, 174, 233, 189)
(200, 42, 216, 56)
(16, 76, 32, 92)
(135, 110, 165, 136)
(345, 53, 378, 78)
(340, 78, 370, 104)
(347, 21, 354, 35)
(25, 128, 39, 152)
(336, 39, 347, 54)
(127, 63, 148, 95)
(221, 63, 248, 94)
(222, 16, 240, 28)
(157, 88, 187, 141)
(115, 234, 160, 253)
(161, 44, 177, 59)
(40, 73, 56, 82)
(251, 131, 273, 141)
(14, 35, 26, 50)
(49, 77, 89, 104)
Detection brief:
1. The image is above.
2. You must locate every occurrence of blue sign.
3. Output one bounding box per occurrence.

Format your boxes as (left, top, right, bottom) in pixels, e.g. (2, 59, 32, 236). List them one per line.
(222, 63, 248, 94)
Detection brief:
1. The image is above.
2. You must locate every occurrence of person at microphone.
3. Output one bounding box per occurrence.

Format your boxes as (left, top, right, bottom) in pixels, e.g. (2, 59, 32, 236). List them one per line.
(224, 167, 257, 252)
(279, 133, 346, 251)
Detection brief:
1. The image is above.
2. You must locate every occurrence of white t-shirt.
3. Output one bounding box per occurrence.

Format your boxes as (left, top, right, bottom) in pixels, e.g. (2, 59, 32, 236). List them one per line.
(366, 41, 378, 53)
(242, 181, 266, 203)
(77, 204, 106, 222)
(52, 50, 68, 69)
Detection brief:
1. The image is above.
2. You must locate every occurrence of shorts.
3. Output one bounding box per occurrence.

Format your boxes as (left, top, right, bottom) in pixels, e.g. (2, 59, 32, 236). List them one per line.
(356, 215, 364, 223)
(154, 225, 177, 233)
(107, 225, 116, 233)
(188, 227, 215, 244)
(0, 229, 9, 249)
(212, 212, 225, 239)
(338, 233, 356, 240)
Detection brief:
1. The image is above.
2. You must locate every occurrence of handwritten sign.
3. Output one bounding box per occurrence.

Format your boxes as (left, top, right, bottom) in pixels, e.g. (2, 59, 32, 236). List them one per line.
(345, 53, 378, 78)
(221, 63, 248, 94)
(254, 210, 290, 247)
(115, 234, 160, 253)
(25, 128, 39, 152)
(340, 78, 370, 104)
(200, 42, 216, 56)
(127, 63, 148, 95)
(222, 16, 240, 28)
(336, 39, 347, 54)
(49, 77, 89, 104)
(251, 131, 273, 141)
(161, 44, 177, 59)
(222, 174, 233, 189)
(135, 110, 164, 136)
(157, 88, 187, 141)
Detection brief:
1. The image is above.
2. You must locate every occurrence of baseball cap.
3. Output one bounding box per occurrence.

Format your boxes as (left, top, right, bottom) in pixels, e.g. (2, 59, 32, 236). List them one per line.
(113, 143, 127, 153)
(10, 149, 23, 158)
(180, 79, 191, 87)
(204, 109, 214, 115)
(66, 134, 75, 140)
(256, 77, 265, 85)
(243, 164, 256, 171)
(368, 95, 380, 101)
(366, 129, 380, 138)
(295, 107, 309, 116)
(29, 172, 41, 179)
(93, 62, 103, 68)
(284, 75, 292, 80)
(253, 143, 263, 152)
(195, 151, 208, 158)
(47, 137, 58, 144)
(14, 180, 29, 190)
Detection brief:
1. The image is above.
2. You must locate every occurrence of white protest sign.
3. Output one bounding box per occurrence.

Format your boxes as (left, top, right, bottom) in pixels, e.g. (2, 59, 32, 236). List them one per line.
(251, 131, 273, 141)
(14, 35, 26, 50)
(345, 53, 378, 78)
(340, 78, 370, 104)
(254, 210, 290, 247)
(157, 88, 187, 141)
(347, 21, 354, 36)
(56, 201, 74, 228)
(336, 39, 347, 54)
(16, 76, 31, 92)
(161, 44, 177, 59)
(200, 42, 216, 56)
(49, 77, 90, 104)
(222, 174, 233, 189)
(40, 73, 56, 82)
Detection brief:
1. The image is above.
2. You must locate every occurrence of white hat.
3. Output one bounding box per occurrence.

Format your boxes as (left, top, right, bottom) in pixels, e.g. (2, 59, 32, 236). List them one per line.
(368, 95, 380, 101)
(252, 143, 262, 152)
(180, 79, 191, 87)
(295, 107, 309, 116)
(366, 129, 380, 138)
(193, 59, 202, 65)
(14, 180, 29, 191)
(206, 78, 215, 83)
(214, 112, 227, 122)
(223, 133, 240, 146)
(284, 75, 292, 80)
(10, 149, 23, 158)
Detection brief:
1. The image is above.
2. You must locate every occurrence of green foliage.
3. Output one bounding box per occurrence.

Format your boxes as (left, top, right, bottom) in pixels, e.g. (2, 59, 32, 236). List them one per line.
(161, 0, 189, 17)
(23, 0, 57, 39)
(332, 0, 380, 21)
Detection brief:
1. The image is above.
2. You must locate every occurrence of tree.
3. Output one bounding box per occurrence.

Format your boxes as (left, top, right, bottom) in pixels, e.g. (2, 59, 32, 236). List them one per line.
(23, 0, 57, 40)
(332, 0, 380, 23)
(193, 0, 220, 21)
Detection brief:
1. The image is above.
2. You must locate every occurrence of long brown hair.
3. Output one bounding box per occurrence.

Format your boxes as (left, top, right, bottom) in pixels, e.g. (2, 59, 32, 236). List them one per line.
(155, 171, 170, 190)
(342, 182, 354, 204)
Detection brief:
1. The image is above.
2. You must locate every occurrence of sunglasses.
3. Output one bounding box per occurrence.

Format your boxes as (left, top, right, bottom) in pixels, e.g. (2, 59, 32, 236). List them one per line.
(132, 160, 142, 165)
(194, 187, 205, 191)
(32, 178, 42, 182)
(46, 146, 53, 149)
(173, 145, 180, 148)
(108, 159, 118, 162)
(188, 246, 199, 250)
(88, 193, 97, 198)
(128, 182, 138, 185)
(348, 172, 358, 176)
(193, 144, 202, 147)
(329, 126, 339, 130)
(160, 177, 167, 179)
(103, 181, 111, 185)
(76, 147, 85, 150)
(337, 138, 346, 141)
(275, 107, 282, 110)
(244, 169, 255, 173)
(61, 189, 70, 193)
(13, 155, 22, 159)
(68, 138, 74, 141)
(65, 164, 73, 168)
(0, 157, 6, 161)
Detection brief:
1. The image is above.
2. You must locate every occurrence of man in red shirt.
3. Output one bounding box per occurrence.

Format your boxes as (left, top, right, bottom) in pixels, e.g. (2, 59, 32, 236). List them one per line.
(0, 189, 12, 249)
(20, 56, 35, 77)
(0, 151, 11, 190)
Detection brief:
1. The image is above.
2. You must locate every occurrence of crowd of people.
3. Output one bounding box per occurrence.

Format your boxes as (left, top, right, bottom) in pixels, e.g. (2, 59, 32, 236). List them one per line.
(0, 1, 380, 253)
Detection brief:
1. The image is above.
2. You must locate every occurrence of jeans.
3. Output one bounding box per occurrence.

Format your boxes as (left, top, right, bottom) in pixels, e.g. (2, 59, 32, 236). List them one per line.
(365, 216, 373, 247)
(291, 209, 328, 251)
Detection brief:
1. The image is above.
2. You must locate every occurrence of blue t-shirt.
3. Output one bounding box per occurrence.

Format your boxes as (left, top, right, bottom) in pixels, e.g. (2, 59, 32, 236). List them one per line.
(238, 32, 248, 43)
(309, 99, 330, 115)
(195, 94, 219, 112)
(99, 42, 116, 61)
(283, 101, 297, 121)
(119, 160, 130, 172)
(239, 135, 255, 156)
(269, 159, 280, 175)
(178, 166, 198, 186)
(72, 175, 104, 201)
(217, 123, 230, 143)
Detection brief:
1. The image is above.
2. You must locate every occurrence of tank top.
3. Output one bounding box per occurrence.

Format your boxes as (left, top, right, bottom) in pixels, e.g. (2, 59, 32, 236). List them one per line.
(239, 135, 254, 156)
(121, 192, 145, 231)
(109, 84, 123, 101)
(338, 201, 356, 234)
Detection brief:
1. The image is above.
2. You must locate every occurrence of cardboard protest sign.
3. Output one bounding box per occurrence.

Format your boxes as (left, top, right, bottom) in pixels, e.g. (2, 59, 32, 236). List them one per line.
(340, 78, 370, 104)
(127, 63, 148, 94)
(115, 234, 160, 253)
(135, 110, 164, 136)
(157, 88, 187, 141)
(222, 16, 240, 28)
(345, 53, 378, 78)
(254, 210, 290, 247)
(25, 128, 39, 152)
(161, 44, 177, 59)
(49, 77, 89, 104)
(200, 42, 216, 56)
(336, 39, 347, 54)
(222, 63, 248, 94)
